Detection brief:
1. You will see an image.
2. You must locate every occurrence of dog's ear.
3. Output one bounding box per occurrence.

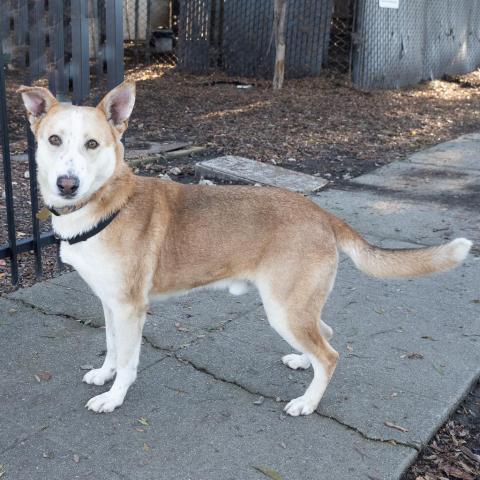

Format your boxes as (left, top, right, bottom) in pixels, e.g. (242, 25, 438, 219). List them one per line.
(97, 81, 136, 136)
(18, 86, 58, 132)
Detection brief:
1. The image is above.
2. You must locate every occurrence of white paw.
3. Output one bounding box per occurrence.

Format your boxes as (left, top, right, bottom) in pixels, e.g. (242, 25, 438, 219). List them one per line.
(282, 353, 311, 370)
(83, 367, 115, 386)
(85, 390, 124, 413)
(284, 395, 318, 416)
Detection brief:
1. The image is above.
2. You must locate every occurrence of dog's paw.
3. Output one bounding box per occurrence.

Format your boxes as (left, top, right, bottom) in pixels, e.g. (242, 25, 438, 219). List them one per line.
(83, 367, 115, 386)
(85, 391, 124, 413)
(284, 395, 317, 416)
(282, 353, 311, 370)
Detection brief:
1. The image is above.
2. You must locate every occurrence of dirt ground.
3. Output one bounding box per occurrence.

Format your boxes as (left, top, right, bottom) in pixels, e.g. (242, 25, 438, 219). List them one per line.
(1, 65, 479, 480)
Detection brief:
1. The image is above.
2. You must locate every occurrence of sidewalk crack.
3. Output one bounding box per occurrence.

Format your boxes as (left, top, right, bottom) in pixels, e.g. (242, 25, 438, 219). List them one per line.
(4, 296, 101, 328)
(314, 411, 420, 451)
(169, 355, 420, 451)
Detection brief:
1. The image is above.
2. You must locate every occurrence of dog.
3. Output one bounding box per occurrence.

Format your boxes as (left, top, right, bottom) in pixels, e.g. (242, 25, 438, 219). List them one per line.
(19, 81, 472, 415)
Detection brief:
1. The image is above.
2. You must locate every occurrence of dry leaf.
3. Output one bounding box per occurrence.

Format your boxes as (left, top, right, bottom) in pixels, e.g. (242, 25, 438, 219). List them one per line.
(401, 352, 424, 360)
(440, 463, 475, 480)
(174, 322, 190, 332)
(143, 442, 151, 452)
(38, 371, 52, 381)
(138, 417, 149, 426)
(384, 420, 409, 433)
(252, 466, 284, 480)
(460, 446, 480, 464)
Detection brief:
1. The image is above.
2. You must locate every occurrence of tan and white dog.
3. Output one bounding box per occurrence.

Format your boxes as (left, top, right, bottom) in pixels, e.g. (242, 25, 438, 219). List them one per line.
(19, 81, 472, 415)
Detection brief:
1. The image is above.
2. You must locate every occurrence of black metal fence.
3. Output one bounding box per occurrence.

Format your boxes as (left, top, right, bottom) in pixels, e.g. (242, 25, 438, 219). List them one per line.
(0, 0, 124, 286)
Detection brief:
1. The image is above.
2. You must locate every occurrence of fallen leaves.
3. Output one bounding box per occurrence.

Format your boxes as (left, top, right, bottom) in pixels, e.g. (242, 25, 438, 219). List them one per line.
(252, 466, 285, 480)
(143, 442, 151, 453)
(138, 417, 149, 426)
(407, 408, 480, 480)
(174, 322, 190, 333)
(34, 371, 52, 382)
(401, 352, 424, 360)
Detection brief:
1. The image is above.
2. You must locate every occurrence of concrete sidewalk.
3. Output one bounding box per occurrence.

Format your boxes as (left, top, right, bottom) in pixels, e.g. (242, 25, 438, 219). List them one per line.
(1, 135, 479, 480)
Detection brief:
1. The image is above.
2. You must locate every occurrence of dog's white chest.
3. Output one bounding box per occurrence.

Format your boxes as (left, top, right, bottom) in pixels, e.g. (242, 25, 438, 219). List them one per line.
(60, 239, 119, 301)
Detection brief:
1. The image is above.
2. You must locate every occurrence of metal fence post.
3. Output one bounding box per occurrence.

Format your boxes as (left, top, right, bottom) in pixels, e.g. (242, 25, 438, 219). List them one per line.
(0, 35, 19, 284)
(106, 0, 125, 89)
(29, 0, 46, 80)
(48, 0, 67, 96)
(71, 0, 90, 105)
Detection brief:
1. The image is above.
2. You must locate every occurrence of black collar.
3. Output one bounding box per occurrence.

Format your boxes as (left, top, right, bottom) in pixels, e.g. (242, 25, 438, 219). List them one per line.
(53, 209, 120, 245)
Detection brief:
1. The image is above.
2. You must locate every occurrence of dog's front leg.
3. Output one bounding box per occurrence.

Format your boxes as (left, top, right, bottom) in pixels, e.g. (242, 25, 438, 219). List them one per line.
(85, 303, 145, 413)
(83, 302, 117, 385)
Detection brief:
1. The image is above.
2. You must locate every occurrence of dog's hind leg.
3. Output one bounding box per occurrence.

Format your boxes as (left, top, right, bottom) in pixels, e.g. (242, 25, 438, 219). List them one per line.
(86, 302, 146, 413)
(257, 258, 339, 416)
(83, 302, 117, 385)
(281, 319, 333, 370)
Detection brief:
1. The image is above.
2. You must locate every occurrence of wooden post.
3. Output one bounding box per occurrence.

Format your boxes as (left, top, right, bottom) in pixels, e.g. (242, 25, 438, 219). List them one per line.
(273, 0, 287, 90)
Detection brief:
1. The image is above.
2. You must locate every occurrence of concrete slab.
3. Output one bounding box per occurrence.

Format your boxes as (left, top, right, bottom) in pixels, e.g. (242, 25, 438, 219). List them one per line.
(0, 298, 415, 480)
(350, 162, 480, 207)
(1, 431, 125, 480)
(407, 133, 480, 171)
(196, 156, 328, 193)
(311, 188, 480, 248)
(0, 298, 165, 433)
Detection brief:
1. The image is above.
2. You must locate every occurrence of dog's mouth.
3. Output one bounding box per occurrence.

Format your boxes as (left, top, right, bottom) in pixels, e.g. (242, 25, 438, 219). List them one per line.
(58, 192, 77, 199)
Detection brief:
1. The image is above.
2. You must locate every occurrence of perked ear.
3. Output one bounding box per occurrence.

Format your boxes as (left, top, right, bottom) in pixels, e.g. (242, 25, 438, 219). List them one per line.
(18, 86, 58, 131)
(97, 81, 136, 135)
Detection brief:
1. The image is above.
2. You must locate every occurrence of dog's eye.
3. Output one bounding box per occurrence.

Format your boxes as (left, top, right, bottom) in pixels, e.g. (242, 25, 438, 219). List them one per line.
(86, 139, 99, 150)
(48, 135, 62, 146)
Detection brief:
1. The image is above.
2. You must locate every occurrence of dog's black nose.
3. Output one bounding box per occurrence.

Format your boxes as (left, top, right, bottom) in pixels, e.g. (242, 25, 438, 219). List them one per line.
(56, 175, 80, 196)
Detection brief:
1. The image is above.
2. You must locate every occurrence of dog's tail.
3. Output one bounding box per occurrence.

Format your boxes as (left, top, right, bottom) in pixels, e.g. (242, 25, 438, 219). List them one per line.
(328, 215, 472, 278)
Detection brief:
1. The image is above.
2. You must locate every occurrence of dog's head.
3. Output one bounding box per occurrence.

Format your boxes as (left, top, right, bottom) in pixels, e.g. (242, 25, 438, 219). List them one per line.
(19, 81, 135, 208)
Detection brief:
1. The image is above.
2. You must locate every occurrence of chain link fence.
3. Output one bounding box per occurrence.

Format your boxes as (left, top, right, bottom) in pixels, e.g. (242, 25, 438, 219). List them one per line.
(353, 0, 480, 89)
(123, 0, 178, 67)
(174, 0, 480, 88)
(177, 0, 355, 77)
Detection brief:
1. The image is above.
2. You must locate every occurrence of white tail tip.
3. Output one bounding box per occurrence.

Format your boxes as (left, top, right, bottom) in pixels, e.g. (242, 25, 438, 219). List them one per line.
(448, 238, 473, 263)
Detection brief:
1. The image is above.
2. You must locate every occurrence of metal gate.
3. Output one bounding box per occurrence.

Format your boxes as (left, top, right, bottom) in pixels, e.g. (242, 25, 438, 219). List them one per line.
(0, 0, 124, 286)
